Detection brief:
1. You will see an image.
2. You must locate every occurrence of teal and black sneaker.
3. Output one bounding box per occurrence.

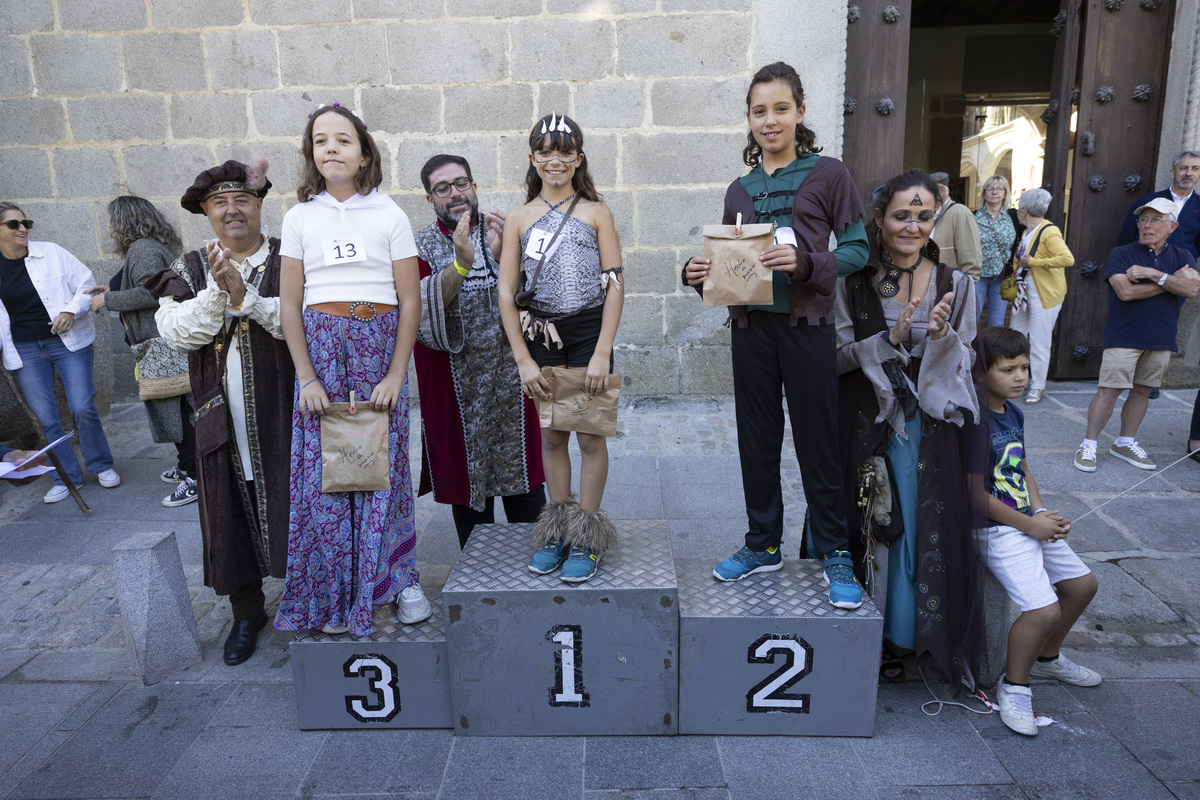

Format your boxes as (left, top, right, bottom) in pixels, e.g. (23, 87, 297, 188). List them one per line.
(821, 550, 863, 609)
(560, 545, 601, 583)
(528, 540, 570, 575)
(712, 546, 783, 582)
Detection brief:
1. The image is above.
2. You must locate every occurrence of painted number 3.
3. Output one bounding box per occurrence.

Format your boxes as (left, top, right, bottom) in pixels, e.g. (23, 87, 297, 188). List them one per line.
(343, 654, 401, 723)
(746, 634, 813, 714)
(548, 624, 590, 708)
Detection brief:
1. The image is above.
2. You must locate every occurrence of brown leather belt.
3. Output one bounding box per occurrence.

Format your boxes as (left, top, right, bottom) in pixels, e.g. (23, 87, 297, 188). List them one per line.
(309, 301, 396, 320)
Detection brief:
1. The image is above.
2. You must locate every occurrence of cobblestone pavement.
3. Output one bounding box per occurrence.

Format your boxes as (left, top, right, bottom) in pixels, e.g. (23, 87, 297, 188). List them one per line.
(0, 385, 1198, 799)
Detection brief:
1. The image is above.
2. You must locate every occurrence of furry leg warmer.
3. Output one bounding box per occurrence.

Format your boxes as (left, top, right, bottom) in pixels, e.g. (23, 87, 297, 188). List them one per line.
(560, 505, 617, 558)
(531, 494, 578, 547)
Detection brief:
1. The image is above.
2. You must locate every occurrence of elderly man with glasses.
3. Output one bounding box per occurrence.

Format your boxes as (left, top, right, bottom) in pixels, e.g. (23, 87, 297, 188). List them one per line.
(411, 155, 546, 548)
(1074, 197, 1200, 473)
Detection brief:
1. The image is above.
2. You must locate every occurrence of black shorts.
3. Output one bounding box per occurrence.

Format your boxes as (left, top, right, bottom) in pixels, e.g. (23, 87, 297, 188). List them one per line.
(526, 305, 610, 370)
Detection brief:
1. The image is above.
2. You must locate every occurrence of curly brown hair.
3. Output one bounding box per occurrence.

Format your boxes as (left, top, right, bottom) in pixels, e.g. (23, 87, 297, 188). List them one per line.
(107, 196, 182, 257)
(295, 105, 383, 202)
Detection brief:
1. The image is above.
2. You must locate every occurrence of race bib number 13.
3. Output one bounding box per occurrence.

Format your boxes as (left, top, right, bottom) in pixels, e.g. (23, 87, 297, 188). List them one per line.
(324, 235, 367, 266)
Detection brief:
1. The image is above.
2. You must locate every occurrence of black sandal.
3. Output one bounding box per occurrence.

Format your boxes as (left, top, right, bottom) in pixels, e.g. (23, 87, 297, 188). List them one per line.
(880, 644, 905, 683)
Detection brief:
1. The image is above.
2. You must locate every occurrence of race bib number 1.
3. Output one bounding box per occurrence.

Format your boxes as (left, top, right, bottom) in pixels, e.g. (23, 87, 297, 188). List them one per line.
(324, 235, 367, 266)
(524, 229, 562, 263)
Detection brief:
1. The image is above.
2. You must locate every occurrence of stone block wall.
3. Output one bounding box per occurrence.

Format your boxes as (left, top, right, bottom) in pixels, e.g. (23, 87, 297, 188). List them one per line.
(0, 0, 849, 417)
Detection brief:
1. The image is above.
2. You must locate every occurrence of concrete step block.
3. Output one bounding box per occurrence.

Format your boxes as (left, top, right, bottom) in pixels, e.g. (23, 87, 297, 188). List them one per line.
(443, 520, 679, 736)
(676, 557, 884, 736)
(289, 593, 451, 730)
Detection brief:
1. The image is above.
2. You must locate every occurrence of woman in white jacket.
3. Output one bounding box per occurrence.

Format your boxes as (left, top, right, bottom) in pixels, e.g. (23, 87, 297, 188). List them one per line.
(0, 202, 119, 503)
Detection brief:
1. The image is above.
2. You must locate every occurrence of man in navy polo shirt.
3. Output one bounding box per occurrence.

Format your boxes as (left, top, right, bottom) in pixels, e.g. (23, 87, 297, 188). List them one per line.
(1075, 197, 1200, 473)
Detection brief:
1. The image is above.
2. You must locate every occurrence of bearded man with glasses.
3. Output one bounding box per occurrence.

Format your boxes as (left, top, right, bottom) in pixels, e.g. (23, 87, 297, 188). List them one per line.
(411, 155, 545, 547)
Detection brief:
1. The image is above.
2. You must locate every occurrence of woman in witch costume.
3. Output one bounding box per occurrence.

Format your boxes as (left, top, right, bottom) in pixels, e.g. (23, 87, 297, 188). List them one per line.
(834, 169, 987, 688)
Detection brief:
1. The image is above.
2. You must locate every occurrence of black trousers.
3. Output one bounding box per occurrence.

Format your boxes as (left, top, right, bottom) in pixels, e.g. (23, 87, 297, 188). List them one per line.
(1191, 389, 1200, 441)
(227, 480, 265, 621)
(175, 393, 196, 476)
(451, 485, 547, 548)
(731, 312, 849, 557)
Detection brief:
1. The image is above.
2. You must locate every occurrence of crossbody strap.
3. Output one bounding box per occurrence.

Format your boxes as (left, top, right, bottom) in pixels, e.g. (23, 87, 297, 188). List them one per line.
(524, 194, 582, 295)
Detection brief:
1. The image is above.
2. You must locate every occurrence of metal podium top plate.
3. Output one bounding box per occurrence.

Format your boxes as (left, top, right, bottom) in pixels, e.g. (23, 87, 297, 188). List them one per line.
(444, 520, 676, 593)
(292, 593, 447, 644)
(675, 558, 882, 620)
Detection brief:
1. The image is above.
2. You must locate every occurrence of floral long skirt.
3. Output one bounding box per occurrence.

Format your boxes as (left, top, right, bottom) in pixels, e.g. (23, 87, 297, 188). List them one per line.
(274, 308, 418, 636)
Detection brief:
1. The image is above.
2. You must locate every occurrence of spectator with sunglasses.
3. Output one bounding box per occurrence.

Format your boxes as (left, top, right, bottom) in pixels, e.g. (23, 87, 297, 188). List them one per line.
(412, 154, 546, 548)
(0, 201, 120, 503)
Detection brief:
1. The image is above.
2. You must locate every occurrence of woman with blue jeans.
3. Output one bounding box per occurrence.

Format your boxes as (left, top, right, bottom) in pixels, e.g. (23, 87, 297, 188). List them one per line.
(974, 176, 1021, 327)
(0, 202, 119, 503)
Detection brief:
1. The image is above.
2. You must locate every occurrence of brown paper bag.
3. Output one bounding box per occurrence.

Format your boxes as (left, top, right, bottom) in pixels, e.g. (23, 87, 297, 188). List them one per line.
(701, 216, 775, 306)
(319, 401, 390, 493)
(537, 367, 622, 437)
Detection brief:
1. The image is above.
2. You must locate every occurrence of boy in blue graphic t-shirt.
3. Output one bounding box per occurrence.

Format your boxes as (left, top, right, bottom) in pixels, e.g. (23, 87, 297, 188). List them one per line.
(976, 327, 1100, 736)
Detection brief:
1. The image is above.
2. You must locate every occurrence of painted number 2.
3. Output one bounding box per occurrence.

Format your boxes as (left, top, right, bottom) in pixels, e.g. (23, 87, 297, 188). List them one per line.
(746, 634, 813, 714)
(343, 654, 401, 722)
(547, 624, 590, 707)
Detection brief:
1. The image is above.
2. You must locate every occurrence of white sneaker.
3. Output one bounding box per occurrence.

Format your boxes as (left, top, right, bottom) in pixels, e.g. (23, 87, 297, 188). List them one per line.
(43, 482, 82, 504)
(397, 584, 432, 624)
(97, 469, 121, 488)
(1024, 388, 1043, 404)
(321, 624, 349, 635)
(1029, 654, 1101, 687)
(996, 675, 1037, 736)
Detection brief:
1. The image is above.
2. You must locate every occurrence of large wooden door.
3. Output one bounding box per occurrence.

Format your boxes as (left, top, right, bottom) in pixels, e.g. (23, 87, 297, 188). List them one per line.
(843, 0, 913, 208)
(1051, 0, 1176, 380)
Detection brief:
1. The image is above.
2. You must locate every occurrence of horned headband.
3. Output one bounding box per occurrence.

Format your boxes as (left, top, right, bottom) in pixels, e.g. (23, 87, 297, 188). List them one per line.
(540, 114, 572, 135)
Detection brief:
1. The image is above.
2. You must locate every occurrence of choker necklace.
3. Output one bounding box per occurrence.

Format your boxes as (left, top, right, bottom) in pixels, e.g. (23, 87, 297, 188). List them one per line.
(539, 192, 577, 211)
(878, 256, 921, 298)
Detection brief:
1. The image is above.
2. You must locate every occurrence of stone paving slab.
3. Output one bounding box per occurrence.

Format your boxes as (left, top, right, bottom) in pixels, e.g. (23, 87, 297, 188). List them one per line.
(1, 396, 1198, 798)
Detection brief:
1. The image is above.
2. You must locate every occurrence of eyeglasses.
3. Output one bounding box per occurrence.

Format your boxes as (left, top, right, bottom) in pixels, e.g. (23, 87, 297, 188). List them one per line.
(984, 186, 1006, 192)
(430, 177, 473, 198)
(532, 151, 579, 164)
(1, 219, 33, 231)
(1137, 216, 1171, 226)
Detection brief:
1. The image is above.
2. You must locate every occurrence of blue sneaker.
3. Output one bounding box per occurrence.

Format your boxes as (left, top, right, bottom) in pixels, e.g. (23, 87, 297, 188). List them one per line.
(822, 550, 863, 609)
(528, 540, 570, 574)
(712, 546, 782, 582)
(560, 545, 600, 583)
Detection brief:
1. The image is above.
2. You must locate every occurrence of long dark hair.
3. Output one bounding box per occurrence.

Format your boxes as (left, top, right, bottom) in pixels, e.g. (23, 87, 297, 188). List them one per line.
(742, 62, 822, 168)
(868, 169, 941, 266)
(523, 114, 601, 204)
(296, 105, 383, 202)
(107, 196, 182, 257)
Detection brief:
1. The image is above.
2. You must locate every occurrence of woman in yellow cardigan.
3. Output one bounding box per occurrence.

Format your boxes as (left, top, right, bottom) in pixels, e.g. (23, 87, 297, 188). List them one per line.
(1011, 188, 1073, 404)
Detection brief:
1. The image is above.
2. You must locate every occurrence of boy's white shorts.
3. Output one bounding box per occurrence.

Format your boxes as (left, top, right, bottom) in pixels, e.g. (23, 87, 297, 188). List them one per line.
(975, 524, 1091, 612)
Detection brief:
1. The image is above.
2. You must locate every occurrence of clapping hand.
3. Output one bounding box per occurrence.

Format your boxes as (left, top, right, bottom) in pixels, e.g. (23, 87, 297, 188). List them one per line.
(207, 241, 246, 307)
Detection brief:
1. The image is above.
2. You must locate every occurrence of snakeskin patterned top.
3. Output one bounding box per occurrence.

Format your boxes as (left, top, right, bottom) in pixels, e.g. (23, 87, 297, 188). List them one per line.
(519, 207, 605, 321)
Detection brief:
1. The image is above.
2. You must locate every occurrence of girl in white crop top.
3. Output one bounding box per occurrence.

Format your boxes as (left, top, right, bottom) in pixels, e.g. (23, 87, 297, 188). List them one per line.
(274, 105, 428, 637)
(498, 113, 624, 583)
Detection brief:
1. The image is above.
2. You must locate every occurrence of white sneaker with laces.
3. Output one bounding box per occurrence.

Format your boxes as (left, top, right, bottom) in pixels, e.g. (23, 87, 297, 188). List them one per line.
(43, 482, 83, 504)
(996, 675, 1037, 736)
(97, 469, 121, 488)
(1024, 388, 1043, 404)
(1029, 654, 1101, 687)
(397, 584, 432, 624)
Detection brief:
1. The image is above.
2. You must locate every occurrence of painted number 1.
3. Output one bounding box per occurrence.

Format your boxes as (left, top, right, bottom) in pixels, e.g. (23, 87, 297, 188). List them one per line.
(343, 654, 401, 722)
(547, 624, 589, 707)
(333, 242, 357, 260)
(746, 634, 813, 714)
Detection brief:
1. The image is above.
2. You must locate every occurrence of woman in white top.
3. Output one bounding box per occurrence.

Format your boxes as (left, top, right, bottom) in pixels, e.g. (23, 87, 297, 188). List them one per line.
(0, 202, 120, 504)
(274, 104, 428, 637)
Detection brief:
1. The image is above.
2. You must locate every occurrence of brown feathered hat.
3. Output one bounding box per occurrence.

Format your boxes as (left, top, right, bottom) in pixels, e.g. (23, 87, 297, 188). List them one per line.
(180, 156, 271, 215)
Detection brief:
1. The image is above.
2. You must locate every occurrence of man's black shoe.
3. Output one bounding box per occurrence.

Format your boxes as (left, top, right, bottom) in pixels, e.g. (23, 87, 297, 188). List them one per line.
(1149, 387, 1161, 399)
(223, 613, 269, 666)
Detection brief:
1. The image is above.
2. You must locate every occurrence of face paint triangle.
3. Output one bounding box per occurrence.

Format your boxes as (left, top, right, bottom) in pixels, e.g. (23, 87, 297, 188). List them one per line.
(909, 194, 924, 206)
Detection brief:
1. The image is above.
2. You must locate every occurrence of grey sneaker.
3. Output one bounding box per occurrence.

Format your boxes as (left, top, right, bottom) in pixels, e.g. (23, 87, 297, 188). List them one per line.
(1073, 444, 1097, 473)
(996, 675, 1037, 736)
(1109, 442, 1155, 470)
(1029, 654, 1101, 687)
(1024, 388, 1043, 404)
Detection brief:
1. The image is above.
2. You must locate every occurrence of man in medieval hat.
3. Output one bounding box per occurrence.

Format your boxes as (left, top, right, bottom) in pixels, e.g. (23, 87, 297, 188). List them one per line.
(150, 159, 294, 666)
